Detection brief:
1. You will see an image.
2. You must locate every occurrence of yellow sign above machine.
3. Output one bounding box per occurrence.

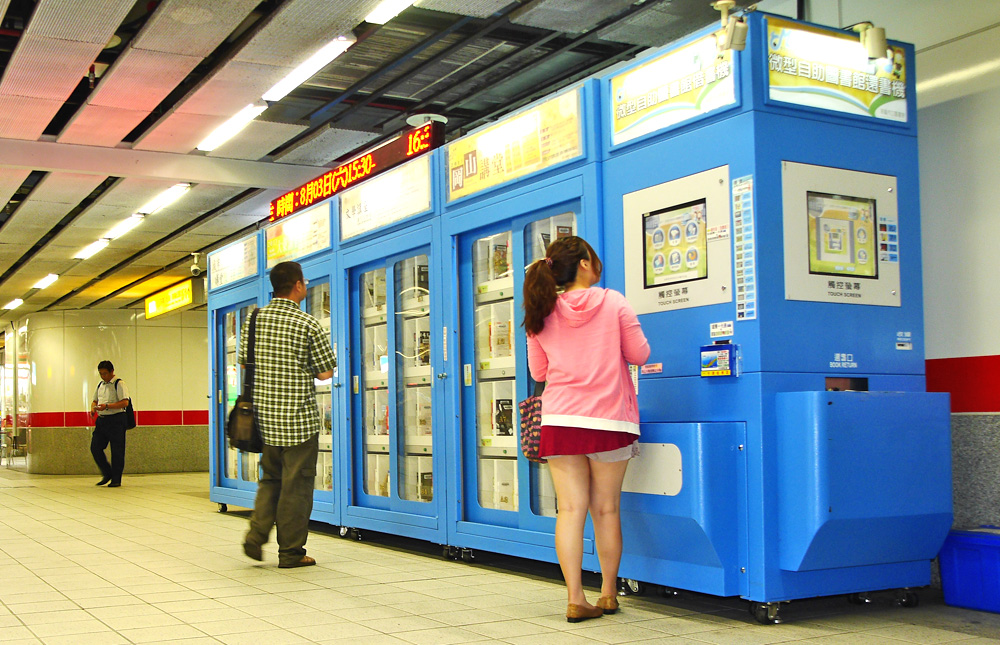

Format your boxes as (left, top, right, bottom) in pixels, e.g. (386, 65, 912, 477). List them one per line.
(766, 17, 908, 122)
(610, 30, 736, 146)
(446, 88, 582, 201)
(145, 278, 204, 319)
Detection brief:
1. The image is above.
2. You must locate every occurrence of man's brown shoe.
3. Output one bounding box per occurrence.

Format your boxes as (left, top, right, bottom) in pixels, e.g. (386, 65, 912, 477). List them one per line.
(566, 603, 603, 623)
(278, 555, 316, 568)
(596, 595, 619, 614)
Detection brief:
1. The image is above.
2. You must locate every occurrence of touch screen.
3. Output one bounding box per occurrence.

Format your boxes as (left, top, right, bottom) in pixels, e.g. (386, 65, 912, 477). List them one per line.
(643, 199, 708, 288)
(807, 192, 877, 279)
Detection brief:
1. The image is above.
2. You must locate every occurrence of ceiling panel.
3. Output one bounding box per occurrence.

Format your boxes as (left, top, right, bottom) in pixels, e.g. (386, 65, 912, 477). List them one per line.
(132, 0, 263, 57)
(0, 168, 32, 206)
(106, 231, 168, 250)
(3, 200, 68, 232)
(131, 111, 231, 153)
(0, 95, 64, 140)
(234, 0, 378, 67)
(96, 178, 181, 209)
(29, 172, 106, 204)
(414, 0, 509, 18)
(57, 104, 151, 146)
(511, 0, 636, 33)
(46, 225, 109, 248)
(90, 47, 203, 111)
(155, 184, 249, 217)
(0, 36, 102, 101)
(0, 223, 49, 246)
(28, 244, 80, 263)
(69, 203, 137, 230)
(188, 213, 261, 236)
(217, 189, 282, 218)
(27, 0, 135, 44)
(175, 61, 291, 117)
(274, 126, 381, 166)
(207, 120, 310, 161)
(158, 233, 224, 252)
(133, 250, 190, 268)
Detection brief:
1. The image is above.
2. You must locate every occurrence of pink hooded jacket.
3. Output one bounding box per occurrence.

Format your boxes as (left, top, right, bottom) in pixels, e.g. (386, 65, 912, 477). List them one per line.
(527, 287, 650, 434)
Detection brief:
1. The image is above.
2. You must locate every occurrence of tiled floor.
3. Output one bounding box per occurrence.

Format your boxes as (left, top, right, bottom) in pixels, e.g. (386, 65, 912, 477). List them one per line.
(1, 470, 997, 645)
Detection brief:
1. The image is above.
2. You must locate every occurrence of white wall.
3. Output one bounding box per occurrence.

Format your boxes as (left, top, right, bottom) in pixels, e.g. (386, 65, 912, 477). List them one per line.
(16, 308, 208, 415)
(918, 84, 1000, 360)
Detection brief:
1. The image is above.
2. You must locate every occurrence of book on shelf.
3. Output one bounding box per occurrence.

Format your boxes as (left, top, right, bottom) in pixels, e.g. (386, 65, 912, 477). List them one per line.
(416, 265, 429, 292)
(495, 398, 513, 436)
(491, 320, 510, 358)
(492, 243, 509, 278)
(417, 330, 431, 366)
(539, 232, 551, 254)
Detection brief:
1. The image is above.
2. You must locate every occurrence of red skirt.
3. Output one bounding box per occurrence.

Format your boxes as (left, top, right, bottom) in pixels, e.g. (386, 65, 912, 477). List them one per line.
(539, 425, 636, 458)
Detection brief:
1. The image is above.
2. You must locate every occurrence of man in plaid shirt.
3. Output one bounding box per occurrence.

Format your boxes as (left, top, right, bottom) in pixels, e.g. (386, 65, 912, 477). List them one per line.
(239, 261, 336, 568)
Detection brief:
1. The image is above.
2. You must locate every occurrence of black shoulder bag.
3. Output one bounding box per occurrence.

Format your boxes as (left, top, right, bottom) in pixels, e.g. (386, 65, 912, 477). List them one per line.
(227, 308, 263, 453)
(113, 379, 136, 429)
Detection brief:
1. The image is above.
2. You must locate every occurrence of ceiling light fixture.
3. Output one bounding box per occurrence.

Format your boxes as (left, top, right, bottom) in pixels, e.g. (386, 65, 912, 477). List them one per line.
(262, 36, 357, 102)
(75, 238, 110, 260)
(137, 183, 191, 214)
(196, 103, 268, 151)
(105, 214, 144, 239)
(3, 299, 23, 310)
(365, 0, 415, 24)
(32, 274, 59, 290)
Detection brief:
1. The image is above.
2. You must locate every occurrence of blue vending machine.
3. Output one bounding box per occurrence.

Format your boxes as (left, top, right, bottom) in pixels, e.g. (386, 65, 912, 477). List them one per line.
(208, 233, 264, 512)
(208, 201, 341, 527)
(599, 13, 951, 622)
(440, 83, 606, 565)
(336, 151, 449, 544)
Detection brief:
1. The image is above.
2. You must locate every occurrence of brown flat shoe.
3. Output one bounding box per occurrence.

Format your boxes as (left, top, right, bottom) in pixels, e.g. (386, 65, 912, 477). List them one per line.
(278, 555, 316, 569)
(566, 603, 603, 623)
(596, 595, 619, 614)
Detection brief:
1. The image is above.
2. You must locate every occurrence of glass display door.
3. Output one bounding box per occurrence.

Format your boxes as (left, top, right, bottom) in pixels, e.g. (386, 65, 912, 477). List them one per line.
(460, 211, 577, 526)
(214, 299, 258, 491)
(347, 244, 439, 531)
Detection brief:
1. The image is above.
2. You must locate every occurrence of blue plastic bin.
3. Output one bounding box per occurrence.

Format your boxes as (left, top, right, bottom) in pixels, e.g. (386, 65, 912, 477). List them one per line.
(939, 528, 1000, 613)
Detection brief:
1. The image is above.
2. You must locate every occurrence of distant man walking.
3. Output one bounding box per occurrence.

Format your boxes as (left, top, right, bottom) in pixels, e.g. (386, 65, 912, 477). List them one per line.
(90, 360, 129, 487)
(240, 261, 335, 568)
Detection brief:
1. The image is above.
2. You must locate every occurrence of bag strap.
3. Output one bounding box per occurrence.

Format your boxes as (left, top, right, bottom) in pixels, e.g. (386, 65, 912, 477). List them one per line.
(113, 378, 125, 402)
(532, 380, 545, 397)
(242, 308, 260, 402)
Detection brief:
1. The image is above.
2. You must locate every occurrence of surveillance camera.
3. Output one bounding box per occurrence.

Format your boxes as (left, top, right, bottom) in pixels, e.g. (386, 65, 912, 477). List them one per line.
(190, 264, 202, 276)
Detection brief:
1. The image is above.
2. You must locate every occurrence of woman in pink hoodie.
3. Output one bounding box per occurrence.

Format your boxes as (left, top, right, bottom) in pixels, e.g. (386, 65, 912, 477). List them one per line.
(524, 236, 650, 623)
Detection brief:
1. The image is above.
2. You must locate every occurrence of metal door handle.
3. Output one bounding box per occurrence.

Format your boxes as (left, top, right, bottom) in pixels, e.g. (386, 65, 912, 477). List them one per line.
(437, 372, 447, 379)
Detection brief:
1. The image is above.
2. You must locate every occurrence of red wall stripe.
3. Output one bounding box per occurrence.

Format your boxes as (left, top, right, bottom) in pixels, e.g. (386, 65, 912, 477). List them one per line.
(21, 411, 208, 428)
(926, 355, 1000, 413)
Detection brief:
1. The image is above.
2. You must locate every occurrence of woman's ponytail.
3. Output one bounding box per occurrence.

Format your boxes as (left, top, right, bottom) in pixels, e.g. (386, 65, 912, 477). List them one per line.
(522, 236, 601, 336)
(523, 258, 558, 336)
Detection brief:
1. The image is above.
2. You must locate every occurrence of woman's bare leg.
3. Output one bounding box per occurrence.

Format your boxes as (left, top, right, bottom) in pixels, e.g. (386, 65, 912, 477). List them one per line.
(588, 458, 630, 598)
(547, 454, 594, 606)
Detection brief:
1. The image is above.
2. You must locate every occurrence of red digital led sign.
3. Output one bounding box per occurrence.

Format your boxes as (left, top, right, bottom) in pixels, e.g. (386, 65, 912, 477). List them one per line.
(269, 121, 444, 222)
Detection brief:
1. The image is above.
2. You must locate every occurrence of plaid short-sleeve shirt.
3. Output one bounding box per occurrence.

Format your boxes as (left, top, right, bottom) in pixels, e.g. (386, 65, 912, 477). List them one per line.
(238, 298, 336, 446)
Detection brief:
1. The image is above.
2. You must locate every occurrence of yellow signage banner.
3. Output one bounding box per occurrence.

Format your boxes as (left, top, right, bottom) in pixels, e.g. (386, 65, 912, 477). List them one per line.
(610, 31, 735, 146)
(447, 89, 582, 201)
(767, 17, 907, 122)
(146, 279, 202, 319)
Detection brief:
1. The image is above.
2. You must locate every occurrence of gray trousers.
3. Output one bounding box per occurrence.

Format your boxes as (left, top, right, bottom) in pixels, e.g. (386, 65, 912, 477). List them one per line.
(246, 434, 318, 566)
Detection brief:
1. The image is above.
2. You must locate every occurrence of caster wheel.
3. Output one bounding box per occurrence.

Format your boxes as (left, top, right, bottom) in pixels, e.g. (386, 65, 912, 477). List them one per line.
(339, 526, 350, 538)
(660, 586, 680, 598)
(618, 578, 645, 595)
(847, 592, 872, 605)
(895, 591, 919, 608)
(460, 548, 475, 562)
(217, 504, 228, 513)
(749, 601, 781, 624)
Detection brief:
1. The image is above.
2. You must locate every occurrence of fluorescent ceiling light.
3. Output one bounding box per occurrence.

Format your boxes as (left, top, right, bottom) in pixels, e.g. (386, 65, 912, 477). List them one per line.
(196, 103, 268, 151)
(75, 238, 110, 260)
(365, 0, 414, 24)
(3, 299, 23, 310)
(32, 274, 58, 290)
(262, 37, 356, 101)
(105, 214, 144, 239)
(137, 183, 191, 214)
